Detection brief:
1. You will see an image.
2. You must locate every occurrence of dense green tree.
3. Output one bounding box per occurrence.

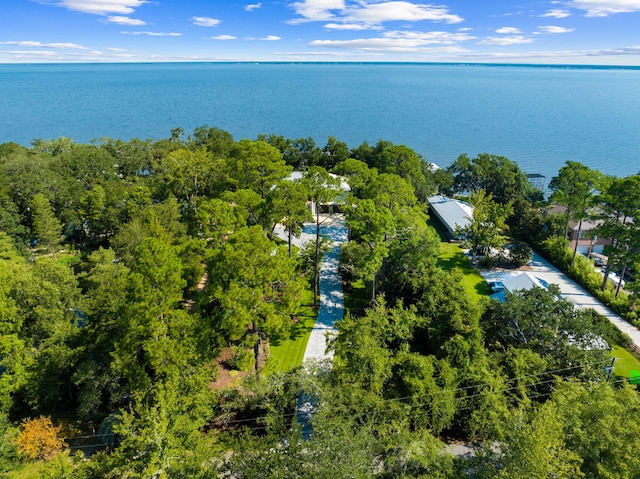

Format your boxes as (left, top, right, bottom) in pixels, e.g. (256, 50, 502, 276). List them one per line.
(266, 179, 312, 256)
(342, 198, 393, 301)
(96, 372, 217, 479)
(507, 195, 545, 244)
(319, 135, 350, 170)
(195, 197, 242, 247)
(550, 380, 640, 479)
(221, 188, 264, 228)
(482, 286, 610, 382)
(458, 189, 512, 258)
(330, 157, 378, 197)
(190, 125, 235, 157)
(0, 198, 29, 251)
(549, 161, 603, 264)
(152, 147, 228, 225)
(111, 236, 195, 397)
(377, 144, 434, 201)
(593, 175, 640, 293)
(286, 137, 323, 169)
(447, 153, 531, 204)
(227, 139, 292, 199)
(31, 193, 63, 250)
(474, 402, 584, 479)
(205, 226, 304, 341)
(74, 248, 131, 419)
(0, 151, 60, 219)
(99, 137, 157, 179)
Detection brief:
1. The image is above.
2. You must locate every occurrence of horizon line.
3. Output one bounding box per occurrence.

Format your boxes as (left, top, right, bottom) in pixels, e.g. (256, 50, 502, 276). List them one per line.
(1, 60, 639, 70)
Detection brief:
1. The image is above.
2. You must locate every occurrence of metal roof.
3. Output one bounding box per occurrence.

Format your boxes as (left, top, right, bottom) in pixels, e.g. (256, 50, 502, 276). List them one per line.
(427, 195, 473, 236)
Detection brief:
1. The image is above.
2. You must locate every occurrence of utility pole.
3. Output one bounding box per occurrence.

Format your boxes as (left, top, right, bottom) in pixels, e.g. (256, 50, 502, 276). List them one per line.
(606, 357, 616, 382)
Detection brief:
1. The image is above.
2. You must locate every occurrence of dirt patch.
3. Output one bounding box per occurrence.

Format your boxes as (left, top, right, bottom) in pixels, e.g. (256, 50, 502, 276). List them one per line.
(209, 347, 249, 390)
(208, 342, 269, 391)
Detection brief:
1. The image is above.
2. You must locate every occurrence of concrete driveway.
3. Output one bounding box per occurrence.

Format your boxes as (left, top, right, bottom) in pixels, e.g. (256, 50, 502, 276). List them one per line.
(477, 252, 640, 347)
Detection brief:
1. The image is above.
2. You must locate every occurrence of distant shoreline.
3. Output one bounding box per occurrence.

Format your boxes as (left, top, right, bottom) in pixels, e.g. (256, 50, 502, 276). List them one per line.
(1, 61, 639, 71)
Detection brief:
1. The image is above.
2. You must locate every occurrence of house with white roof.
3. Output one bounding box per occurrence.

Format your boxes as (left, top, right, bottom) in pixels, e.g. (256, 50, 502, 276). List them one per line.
(427, 195, 474, 240)
(489, 272, 550, 302)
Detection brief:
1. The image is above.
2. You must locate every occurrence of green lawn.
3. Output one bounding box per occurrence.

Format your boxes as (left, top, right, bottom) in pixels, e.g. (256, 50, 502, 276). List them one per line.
(611, 344, 640, 378)
(437, 241, 491, 300)
(263, 289, 318, 375)
(427, 217, 490, 300)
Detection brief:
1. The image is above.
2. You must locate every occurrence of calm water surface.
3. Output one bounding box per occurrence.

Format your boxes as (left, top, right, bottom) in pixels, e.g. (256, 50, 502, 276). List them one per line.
(1, 62, 639, 182)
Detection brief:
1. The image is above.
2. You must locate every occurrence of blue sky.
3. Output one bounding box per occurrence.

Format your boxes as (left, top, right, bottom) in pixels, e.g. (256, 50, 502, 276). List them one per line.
(1, 0, 640, 64)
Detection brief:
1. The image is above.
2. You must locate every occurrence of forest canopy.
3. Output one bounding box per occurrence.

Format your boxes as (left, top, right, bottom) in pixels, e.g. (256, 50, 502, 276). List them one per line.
(1, 128, 639, 478)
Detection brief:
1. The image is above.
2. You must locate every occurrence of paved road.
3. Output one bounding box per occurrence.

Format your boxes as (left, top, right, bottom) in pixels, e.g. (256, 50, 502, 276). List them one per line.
(478, 253, 640, 347)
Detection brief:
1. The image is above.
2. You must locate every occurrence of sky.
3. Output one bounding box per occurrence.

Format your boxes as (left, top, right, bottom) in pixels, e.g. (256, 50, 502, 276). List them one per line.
(1, 0, 640, 64)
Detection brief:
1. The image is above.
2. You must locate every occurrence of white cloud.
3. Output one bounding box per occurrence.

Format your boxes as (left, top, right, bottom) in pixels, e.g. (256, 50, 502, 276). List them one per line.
(260, 35, 282, 41)
(384, 30, 476, 43)
(48, 0, 146, 15)
(536, 25, 575, 33)
(106, 15, 146, 25)
(192, 16, 221, 27)
(245, 3, 262, 11)
(0, 40, 89, 49)
(454, 45, 640, 63)
(324, 22, 383, 30)
(121, 31, 181, 36)
(209, 35, 237, 40)
(0, 50, 60, 57)
(309, 38, 468, 52)
(290, 0, 463, 26)
(308, 29, 474, 52)
(479, 35, 534, 45)
(570, 0, 640, 16)
(290, 0, 345, 22)
(541, 9, 571, 18)
(495, 26, 521, 34)
(343, 1, 464, 24)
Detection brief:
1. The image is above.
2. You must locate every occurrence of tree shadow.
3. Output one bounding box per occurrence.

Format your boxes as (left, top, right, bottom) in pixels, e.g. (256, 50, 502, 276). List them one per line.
(269, 306, 316, 347)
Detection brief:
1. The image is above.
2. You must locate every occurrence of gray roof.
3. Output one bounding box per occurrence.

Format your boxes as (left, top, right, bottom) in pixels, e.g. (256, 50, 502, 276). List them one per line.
(428, 195, 473, 235)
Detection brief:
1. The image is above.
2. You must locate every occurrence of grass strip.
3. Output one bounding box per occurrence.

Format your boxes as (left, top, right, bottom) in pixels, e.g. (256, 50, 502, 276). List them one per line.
(611, 344, 640, 378)
(264, 288, 317, 375)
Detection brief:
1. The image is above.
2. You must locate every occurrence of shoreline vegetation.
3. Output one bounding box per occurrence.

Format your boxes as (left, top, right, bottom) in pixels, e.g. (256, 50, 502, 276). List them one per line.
(1, 129, 640, 477)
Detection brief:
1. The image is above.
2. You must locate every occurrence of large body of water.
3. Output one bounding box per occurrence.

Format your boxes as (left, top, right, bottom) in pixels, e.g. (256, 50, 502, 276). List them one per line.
(1, 62, 639, 183)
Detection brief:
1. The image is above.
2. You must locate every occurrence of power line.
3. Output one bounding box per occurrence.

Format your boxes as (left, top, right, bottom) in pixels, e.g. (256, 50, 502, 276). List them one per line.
(215, 359, 611, 430)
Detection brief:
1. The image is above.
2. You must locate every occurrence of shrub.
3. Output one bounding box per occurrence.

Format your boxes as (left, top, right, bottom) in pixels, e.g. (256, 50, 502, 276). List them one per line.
(539, 236, 572, 270)
(227, 345, 255, 372)
(15, 416, 66, 461)
(508, 241, 533, 268)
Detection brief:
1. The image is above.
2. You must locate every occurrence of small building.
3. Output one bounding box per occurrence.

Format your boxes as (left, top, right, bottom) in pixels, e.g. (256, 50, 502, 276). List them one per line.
(489, 272, 549, 302)
(427, 195, 473, 240)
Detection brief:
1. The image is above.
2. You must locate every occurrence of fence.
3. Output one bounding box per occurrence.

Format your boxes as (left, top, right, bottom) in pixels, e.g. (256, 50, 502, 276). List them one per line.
(624, 341, 640, 356)
(64, 433, 115, 457)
